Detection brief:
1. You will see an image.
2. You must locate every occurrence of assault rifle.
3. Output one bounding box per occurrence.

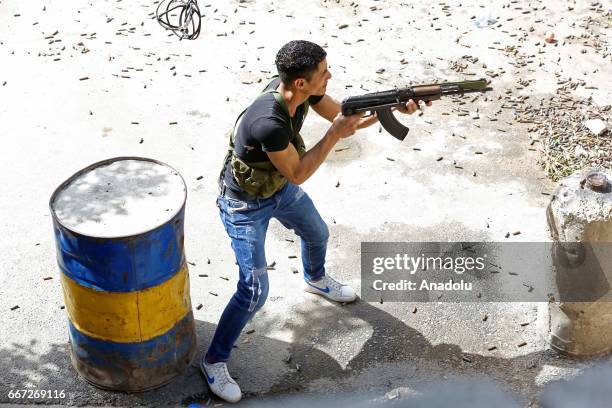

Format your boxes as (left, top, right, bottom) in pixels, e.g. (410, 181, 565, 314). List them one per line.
(341, 79, 492, 140)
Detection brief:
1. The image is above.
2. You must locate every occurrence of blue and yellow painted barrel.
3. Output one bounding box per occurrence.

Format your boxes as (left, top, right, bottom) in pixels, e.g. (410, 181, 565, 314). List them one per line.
(49, 157, 197, 391)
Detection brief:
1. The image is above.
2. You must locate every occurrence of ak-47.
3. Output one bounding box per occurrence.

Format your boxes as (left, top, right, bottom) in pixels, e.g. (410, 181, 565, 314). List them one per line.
(341, 79, 492, 140)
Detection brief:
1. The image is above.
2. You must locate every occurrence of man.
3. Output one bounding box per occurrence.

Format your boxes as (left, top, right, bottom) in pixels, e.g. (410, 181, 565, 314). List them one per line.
(202, 40, 432, 403)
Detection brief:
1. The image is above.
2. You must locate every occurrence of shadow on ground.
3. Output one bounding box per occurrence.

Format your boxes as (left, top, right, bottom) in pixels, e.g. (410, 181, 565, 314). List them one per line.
(2, 297, 610, 406)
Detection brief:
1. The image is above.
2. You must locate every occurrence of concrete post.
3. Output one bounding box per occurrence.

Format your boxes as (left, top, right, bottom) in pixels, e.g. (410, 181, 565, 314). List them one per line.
(539, 169, 612, 356)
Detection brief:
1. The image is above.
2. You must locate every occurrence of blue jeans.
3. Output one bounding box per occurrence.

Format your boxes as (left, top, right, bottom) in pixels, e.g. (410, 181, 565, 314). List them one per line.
(206, 182, 329, 362)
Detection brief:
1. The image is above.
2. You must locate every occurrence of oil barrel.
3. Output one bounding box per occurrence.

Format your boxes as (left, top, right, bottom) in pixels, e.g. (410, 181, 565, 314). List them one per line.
(49, 157, 197, 391)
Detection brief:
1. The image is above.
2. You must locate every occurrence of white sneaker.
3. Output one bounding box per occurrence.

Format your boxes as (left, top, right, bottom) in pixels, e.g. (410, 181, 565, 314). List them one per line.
(304, 275, 357, 303)
(200, 357, 242, 403)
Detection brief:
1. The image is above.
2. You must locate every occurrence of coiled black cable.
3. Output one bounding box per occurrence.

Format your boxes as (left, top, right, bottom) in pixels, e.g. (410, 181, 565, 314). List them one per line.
(156, 0, 202, 40)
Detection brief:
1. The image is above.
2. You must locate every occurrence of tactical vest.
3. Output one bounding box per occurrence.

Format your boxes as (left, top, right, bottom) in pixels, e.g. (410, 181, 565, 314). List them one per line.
(220, 80, 309, 199)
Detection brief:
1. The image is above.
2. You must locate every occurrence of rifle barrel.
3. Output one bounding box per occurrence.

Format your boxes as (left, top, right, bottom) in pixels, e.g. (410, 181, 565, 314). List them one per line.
(413, 78, 488, 91)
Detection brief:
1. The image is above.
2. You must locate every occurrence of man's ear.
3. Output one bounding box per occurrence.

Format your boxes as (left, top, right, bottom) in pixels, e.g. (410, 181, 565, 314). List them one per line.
(294, 78, 305, 90)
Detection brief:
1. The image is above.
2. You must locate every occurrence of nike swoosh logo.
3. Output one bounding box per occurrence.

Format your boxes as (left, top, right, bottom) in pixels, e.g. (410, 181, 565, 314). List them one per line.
(205, 373, 215, 384)
(306, 281, 330, 293)
(202, 366, 215, 384)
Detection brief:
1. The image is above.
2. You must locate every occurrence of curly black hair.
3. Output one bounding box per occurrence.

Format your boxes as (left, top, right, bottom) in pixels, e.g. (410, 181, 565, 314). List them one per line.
(275, 40, 327, 85)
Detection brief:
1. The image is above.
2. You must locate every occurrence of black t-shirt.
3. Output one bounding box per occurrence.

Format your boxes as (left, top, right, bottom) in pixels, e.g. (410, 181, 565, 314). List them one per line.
(220, 77, 324, 194)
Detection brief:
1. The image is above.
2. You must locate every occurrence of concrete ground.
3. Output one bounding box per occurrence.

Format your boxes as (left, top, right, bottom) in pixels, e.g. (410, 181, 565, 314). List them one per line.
(1, 0, 610, 406)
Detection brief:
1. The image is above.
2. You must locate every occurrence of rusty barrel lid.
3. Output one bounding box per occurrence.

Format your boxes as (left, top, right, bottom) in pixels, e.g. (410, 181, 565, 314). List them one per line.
(49, 157, 187, 239)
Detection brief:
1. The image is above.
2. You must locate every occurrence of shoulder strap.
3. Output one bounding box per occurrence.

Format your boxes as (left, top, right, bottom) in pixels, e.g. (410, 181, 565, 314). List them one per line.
(229, 76, 312, 149)
(269, 91, 294, 133)
(228, 84, 281, 150)
(263, 75, 310, 131)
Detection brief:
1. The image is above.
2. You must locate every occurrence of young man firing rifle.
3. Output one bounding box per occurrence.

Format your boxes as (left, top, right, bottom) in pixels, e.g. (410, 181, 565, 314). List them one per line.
(202, 40, 432, 403)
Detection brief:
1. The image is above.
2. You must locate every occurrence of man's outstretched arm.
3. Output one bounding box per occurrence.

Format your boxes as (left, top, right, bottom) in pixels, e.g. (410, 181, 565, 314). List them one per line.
(267, 113, 361, 185)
